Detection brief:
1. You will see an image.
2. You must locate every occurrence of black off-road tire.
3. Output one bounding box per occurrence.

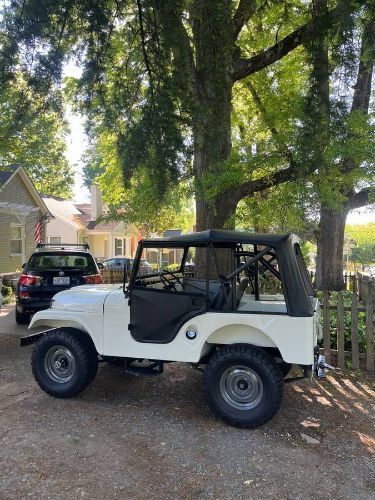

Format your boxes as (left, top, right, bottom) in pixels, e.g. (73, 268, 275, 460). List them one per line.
(15, 307, 29, 325)
(204, 345, 283, 428)
(31, 329, 98, 398)
(278, 361, 292, 378)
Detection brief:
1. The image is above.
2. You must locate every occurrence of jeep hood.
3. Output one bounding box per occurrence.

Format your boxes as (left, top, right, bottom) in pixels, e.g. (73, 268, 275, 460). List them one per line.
(50, 284, 122, 313)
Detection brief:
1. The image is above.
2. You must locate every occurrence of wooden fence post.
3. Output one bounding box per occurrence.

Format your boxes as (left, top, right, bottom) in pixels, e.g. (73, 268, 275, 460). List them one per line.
(337, 292, 345, 369)
(365, 292, 374, 374)
(323, 291, 331, 364)
(350, 292, 359, 370)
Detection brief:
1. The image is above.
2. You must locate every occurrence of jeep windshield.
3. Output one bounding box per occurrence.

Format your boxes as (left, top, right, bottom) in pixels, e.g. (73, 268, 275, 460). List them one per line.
(27, 253, 97, 275)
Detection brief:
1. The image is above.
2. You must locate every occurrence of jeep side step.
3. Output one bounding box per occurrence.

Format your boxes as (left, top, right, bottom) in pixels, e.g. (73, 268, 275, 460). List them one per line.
(124, 359, 164, 376)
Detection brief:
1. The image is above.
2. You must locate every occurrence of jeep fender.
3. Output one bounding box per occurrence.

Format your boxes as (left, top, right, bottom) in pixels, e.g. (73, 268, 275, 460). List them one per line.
(206, 323, 277, 348)
(29, 311, 103, 354)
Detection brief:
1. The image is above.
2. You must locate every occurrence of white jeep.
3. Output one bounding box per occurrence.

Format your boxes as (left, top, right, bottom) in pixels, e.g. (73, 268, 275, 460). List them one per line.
(22, 230, 323, 428)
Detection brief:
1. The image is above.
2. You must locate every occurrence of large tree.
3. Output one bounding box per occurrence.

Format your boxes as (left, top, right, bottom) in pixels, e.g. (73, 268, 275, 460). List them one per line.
(229, 1, 374, 290)
(307, 1, 375, 290)
(0, 0, 351, 227)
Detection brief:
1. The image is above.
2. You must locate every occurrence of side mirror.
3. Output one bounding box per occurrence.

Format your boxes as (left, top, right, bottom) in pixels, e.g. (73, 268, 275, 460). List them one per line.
(97, 262, 104, 270)
(22, 263, 26, 269)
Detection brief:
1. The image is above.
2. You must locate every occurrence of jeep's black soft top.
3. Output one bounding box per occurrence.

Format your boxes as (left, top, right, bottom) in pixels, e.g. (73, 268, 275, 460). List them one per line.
(141, 229, 298, 248)
(137, 229, 315, 317)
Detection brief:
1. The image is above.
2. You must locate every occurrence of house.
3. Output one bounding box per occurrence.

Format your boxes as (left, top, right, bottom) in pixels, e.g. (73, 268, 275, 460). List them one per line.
(43, 186, 140, 261)
(0, 165, 49, 273)
(145, 230, 184, 267)
(42, 195, 83, 245)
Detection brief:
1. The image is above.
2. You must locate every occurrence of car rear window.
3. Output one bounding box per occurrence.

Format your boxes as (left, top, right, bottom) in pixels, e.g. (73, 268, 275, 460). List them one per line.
(28, 253, 97, 274)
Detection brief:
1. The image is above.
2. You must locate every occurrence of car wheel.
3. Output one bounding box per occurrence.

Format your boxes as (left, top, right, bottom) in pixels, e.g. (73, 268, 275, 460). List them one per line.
(15, 307, 30, 325)
(31, 329, 98, 398)
(205, 345, 283, 428)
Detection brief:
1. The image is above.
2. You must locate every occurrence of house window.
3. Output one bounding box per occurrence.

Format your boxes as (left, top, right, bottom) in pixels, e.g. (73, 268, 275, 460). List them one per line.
(49, 236, 61, 244)
(115, 238, 127, 256)
(10, 224, 22, 254)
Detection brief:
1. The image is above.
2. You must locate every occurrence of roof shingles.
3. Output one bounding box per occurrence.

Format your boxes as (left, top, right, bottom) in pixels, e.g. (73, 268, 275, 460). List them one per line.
(0, 165, 18, 187)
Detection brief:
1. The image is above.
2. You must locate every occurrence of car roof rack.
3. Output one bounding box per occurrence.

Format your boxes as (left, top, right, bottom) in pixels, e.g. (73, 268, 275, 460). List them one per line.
(36, 243, 90, 251)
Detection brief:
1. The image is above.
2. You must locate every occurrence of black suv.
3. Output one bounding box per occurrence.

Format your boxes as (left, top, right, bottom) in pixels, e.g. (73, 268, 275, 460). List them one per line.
(16, 243, 103, 324)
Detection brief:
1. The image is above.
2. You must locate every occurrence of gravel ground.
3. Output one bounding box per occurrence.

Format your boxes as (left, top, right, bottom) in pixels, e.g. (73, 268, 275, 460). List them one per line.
(0, 304, 374, 499)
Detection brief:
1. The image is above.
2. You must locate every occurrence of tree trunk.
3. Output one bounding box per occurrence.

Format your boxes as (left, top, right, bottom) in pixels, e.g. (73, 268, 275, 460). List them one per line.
(315, 204, 349, 290)
(192, 0, 235, 233)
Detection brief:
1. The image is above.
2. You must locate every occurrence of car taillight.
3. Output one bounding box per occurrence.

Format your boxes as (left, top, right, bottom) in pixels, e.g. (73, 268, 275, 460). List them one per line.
(83, 274, 103, 284)
(18, 273, 40, 286)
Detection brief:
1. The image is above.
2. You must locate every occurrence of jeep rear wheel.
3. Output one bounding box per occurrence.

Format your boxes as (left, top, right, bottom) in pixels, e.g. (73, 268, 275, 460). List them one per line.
(32, 329, 98, 398)
(205, 345, 283, 428)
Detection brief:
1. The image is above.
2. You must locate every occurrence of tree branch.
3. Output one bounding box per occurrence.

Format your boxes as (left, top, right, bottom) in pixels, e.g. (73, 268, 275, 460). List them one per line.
(232, 0, 257, 41)
(235, 162, 315, 204)
(232, 22, 312, 81)
(349, 187, 375, 210)
(232, 1, 347, 82)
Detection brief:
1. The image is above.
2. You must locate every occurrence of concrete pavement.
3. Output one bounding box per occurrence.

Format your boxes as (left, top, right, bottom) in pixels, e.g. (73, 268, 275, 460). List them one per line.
(0, 303, 44, 337)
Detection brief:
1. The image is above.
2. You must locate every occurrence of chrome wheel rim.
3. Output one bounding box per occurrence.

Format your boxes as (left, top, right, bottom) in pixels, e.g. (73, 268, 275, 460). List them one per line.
(44, 346, 76, 383)
(219, 365, 263, 410)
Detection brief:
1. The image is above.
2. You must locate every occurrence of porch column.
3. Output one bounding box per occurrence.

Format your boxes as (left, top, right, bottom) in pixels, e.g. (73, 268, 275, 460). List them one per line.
(16, 214, 26, 265)
(108, 235, 114, 258)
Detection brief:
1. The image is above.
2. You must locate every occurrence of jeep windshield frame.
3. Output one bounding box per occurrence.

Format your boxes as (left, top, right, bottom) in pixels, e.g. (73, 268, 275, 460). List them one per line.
(128, 229, 315, 317)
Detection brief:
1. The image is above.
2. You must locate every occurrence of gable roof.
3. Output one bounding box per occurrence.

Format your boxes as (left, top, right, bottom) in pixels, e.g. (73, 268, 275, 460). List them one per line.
(43, 196, 82, 230)
(0, 164, 48, 214)
(75, 203, 91, 215)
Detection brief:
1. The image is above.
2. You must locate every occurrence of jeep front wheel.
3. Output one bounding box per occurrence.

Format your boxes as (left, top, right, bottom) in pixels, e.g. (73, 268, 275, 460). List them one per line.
(31, 329, 98, 398)
(204, 345, 283, 428)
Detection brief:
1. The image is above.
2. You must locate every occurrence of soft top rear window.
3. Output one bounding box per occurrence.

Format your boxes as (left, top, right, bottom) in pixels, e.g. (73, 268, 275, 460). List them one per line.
(294, 244, 315, 297)
(28, 252, 97, 274)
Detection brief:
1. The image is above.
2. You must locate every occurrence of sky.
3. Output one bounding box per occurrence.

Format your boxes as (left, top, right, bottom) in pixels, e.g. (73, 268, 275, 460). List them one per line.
(63, 61, 90, 203)
(65, 109, 90, 203)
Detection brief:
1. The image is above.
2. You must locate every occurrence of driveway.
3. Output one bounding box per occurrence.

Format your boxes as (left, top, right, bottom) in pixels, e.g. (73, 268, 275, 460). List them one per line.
(0, 304, 374, 499)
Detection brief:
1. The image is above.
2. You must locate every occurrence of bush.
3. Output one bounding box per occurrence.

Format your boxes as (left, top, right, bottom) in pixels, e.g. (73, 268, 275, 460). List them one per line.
(1, 284, 13, 297)
(1, 284, 14, 304)
(165, 264, 180, 272)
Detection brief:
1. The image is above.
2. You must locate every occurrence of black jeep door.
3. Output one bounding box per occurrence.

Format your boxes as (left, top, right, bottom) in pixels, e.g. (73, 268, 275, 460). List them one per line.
(129, 287, 206, 343)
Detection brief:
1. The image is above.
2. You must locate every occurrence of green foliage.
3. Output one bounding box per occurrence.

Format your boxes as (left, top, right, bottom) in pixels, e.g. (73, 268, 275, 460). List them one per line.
(0, 69, 73, 198)
(299, 241, 312, 268)
(346, 223, 375, 246)
(81, 129, 195, 235)
(1, 284, 12, 297)
(351, 244, 375, 265)
(1, 283, 14, 304)
(0, 0, 371, 234)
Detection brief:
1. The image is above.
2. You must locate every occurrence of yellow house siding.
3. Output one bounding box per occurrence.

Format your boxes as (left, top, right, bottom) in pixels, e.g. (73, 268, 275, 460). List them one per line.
(0, 172, 44, 273)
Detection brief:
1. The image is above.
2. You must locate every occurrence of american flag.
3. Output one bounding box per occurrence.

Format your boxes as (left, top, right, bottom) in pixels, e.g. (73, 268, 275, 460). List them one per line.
(34, 220, 43, 243)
